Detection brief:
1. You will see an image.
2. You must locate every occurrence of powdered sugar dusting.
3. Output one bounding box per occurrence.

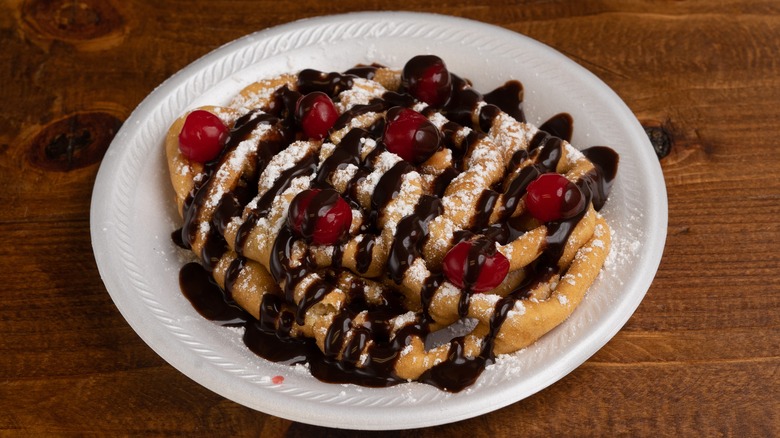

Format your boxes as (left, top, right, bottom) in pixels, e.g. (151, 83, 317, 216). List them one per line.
(203, 124, 271, 211)
(507, 300, 526, 318)
(258, 140, 315, 195)
(336, 77, 386, 112)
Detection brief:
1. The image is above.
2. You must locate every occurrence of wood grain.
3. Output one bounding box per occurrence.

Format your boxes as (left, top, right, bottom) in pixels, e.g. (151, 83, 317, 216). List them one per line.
(1, 0, 778, 436)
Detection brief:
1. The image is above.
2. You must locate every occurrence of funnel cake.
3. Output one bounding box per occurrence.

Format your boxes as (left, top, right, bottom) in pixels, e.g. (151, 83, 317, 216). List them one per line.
(167, 56, 619, 392)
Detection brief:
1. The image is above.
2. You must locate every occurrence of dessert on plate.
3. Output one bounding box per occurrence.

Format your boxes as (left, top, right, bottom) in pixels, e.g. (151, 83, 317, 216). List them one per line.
(166, 55, 618, 392)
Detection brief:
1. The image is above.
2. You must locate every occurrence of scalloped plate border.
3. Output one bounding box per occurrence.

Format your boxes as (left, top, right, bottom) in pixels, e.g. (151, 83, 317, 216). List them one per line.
(90, 12, 667, 430)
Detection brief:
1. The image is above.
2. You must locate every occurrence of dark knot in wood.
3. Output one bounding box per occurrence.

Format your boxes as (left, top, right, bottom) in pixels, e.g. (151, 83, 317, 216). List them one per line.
(26, 112, 123, 172)
(21, 0, 124, 42)
(643, 124, 673, 159)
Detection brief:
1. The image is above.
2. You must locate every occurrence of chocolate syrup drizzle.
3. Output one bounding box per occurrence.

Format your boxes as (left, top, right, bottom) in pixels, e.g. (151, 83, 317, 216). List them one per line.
(176, 58, 619, 392)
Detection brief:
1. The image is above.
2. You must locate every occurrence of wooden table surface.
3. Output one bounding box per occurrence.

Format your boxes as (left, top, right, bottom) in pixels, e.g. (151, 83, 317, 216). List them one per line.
(2, 0, 778, 436)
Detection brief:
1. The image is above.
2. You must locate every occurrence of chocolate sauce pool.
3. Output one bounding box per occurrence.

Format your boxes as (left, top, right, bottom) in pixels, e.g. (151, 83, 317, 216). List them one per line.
(175, 58, 619, 392)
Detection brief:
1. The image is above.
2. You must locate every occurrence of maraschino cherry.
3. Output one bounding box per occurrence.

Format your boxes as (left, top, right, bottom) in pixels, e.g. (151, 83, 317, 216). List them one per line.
(295, 92, 340, 140)
(443, 239, 509, 292)
(383, 107, 440, 164)
(287, 189, 352, 245)
(178, 110, 229, 162)
(401, 55, 453, 107)
(525, 173, 586, 222)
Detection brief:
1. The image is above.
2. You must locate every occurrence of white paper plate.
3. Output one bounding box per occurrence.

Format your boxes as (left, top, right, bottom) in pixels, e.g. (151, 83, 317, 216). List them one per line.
(90, 11, 667, 430)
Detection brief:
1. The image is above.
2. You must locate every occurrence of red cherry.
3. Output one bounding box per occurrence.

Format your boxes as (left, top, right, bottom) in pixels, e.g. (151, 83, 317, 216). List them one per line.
(383, 107, 440, 164)
(401, 55, 452, 107)
(443, 239, 509, 293)
(295, 92, 340, 140)
(287, 189, 352, 245)
(178, 110, 229, 162)
(525, 173, 586, 222)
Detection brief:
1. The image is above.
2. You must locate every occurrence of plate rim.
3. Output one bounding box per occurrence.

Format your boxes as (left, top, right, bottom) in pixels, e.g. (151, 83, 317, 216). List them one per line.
(90, 11, 667, 430)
